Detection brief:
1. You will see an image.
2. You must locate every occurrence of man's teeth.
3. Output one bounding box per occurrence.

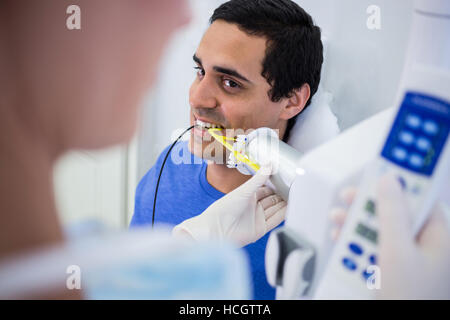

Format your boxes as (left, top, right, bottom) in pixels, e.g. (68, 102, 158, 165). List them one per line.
(195, 119, 223, 129)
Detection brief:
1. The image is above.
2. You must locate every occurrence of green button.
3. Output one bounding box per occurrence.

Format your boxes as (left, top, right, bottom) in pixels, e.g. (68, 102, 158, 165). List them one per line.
(365, 199, 376, 215)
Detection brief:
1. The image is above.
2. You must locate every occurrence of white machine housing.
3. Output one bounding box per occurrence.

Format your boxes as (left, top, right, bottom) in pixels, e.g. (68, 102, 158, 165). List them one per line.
(265, 108, 395, 299)
(264, 0, 450, 299)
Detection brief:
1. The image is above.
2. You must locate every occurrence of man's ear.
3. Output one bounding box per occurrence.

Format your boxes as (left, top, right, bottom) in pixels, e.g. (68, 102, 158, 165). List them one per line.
(279, 83, 311, 120)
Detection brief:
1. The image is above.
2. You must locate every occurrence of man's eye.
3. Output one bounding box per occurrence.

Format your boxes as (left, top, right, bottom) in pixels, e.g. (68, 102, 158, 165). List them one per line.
(223, 79, 240, 89)
(194, 66, 205, 77)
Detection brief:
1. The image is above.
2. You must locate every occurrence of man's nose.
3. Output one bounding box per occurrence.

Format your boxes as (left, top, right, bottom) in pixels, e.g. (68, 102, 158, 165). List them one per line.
(189, 76, 218, 110)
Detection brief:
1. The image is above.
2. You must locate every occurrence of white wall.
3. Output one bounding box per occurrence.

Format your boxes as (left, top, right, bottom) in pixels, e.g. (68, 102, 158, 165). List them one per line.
(298, 0, 414, 128)
(136, 0, 415, 179)
(54, 147, 127, 229)
(54, 136, 138, 229)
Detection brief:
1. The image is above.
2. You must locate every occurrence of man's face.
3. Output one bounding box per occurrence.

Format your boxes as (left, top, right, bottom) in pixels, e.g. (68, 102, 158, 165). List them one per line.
(188, 20, 287, 162)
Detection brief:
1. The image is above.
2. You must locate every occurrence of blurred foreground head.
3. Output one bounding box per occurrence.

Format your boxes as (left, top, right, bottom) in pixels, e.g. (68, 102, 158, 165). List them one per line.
(0, 1, 189, 290)
(0, 0, 190, 153)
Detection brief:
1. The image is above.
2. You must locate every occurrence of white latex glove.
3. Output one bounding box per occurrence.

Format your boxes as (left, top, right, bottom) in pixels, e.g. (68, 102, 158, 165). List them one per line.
(172, 165, 287, 247)
(330, 174, 450, 299)
(376, 174, 450, 299)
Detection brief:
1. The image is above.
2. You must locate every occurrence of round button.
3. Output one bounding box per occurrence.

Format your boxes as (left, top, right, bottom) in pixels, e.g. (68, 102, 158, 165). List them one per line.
(409, 154, 424, 168)
(392, 147, 407, 162)
(369, 254, 377, 265)
(416, 137, 431, 152)
(399, 131, 414, 145)
(362, 268, 375, 280)
(411, 184, 421, 194)
(348, 242, 364, 255)
(423, 120, 439, 135)
(406, 114, 421, 129)
(342, 257, 357, 271)
(397, 176, 407, 190)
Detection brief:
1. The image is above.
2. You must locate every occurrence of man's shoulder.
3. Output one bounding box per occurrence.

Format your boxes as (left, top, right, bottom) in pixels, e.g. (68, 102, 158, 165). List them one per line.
(155, 140, 204, 170)
(139, 141, 204, 187)
(134, 140, 206, 208)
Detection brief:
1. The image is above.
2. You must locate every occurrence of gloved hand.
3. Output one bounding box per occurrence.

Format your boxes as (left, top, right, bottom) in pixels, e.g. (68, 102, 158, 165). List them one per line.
(330, 174, 450, 299)
(172, 165, 287, 247)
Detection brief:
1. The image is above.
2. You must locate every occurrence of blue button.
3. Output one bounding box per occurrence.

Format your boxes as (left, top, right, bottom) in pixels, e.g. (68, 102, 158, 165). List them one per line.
(411, 184, 421, 194)
(423, 120, 439, 135)
(409, 154, 424, 168)
(369, 254, 377, 265)
(392, 147, 407, 161)
(406, 114, 421, 129)
(362, 268, 375, 280)
(399, 131, 414, 145)
(342, 257, 357, 271)
(397, 176, 407, 190)
(416, 137, 431, 152)
(348, 242, 364, 255)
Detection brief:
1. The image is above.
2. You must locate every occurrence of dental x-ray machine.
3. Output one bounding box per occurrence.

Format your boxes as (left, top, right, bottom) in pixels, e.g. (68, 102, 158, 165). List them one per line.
(228, 0, 450, 299)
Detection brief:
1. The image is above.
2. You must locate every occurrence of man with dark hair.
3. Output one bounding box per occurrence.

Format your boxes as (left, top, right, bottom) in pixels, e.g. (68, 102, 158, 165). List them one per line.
(131, 0, 323, 299)
(209, 0, 323, 142)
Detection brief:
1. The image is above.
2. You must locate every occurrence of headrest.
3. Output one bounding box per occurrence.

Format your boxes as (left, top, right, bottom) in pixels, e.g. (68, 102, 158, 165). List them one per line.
(287, 86, 340, 154)
(287, 36, 340, 153)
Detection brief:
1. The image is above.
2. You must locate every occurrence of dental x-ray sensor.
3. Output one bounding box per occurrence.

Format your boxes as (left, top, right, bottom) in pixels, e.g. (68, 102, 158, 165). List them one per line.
(209, 126, 303, 201)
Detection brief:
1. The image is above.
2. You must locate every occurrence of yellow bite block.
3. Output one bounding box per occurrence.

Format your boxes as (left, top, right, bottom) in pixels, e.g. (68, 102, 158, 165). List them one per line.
(207, 128, 260, 172)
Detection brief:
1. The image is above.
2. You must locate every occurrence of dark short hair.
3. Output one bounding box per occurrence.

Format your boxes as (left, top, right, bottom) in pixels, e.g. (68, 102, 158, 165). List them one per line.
(210, 0, 323, 142)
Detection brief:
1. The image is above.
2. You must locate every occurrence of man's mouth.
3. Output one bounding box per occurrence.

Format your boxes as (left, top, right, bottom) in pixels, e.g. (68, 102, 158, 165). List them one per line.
(194, 118, 225, 130)
(192, 116, 226, 141)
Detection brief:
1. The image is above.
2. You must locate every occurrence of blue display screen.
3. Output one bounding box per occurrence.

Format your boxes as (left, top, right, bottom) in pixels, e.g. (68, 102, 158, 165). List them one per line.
(381, 92, 450, 176)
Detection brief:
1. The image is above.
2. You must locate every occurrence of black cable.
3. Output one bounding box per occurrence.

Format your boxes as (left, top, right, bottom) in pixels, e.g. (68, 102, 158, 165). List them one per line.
(152, 125, 195, 228)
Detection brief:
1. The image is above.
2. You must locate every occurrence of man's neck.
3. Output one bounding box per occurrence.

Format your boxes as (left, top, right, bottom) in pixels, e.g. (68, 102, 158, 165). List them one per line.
(206, 162, 251, 194)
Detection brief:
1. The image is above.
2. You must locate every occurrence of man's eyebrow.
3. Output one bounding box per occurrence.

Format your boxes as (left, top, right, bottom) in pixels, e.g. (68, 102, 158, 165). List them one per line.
(213, 66, 252, 83)
(193, 54, 252, 84)
(193, 54, 202, 65)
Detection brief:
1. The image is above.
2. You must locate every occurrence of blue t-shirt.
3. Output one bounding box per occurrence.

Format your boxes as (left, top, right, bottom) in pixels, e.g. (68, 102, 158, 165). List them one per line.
(130, 141, 275, 300)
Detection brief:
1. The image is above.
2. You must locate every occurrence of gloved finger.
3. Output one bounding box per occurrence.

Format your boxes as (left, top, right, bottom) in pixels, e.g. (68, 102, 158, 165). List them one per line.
(264, 200, 287, 221)
(236, 163, 273, 197)
(259, 194, 283, 210)
(329, 207, 347, 226)
(417, 204, 450, 251)
(266, 204, 287, 231)
(329, 201, 349, 241)
(329, 207, 347, 241)
(256, 162, 273, 177)
(171, 225, 196, 242)
(330, 226, 341, 241)
(339, 187, 357, 206)
(376, 173, 414, 249)
(256, 186, 275, 202)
